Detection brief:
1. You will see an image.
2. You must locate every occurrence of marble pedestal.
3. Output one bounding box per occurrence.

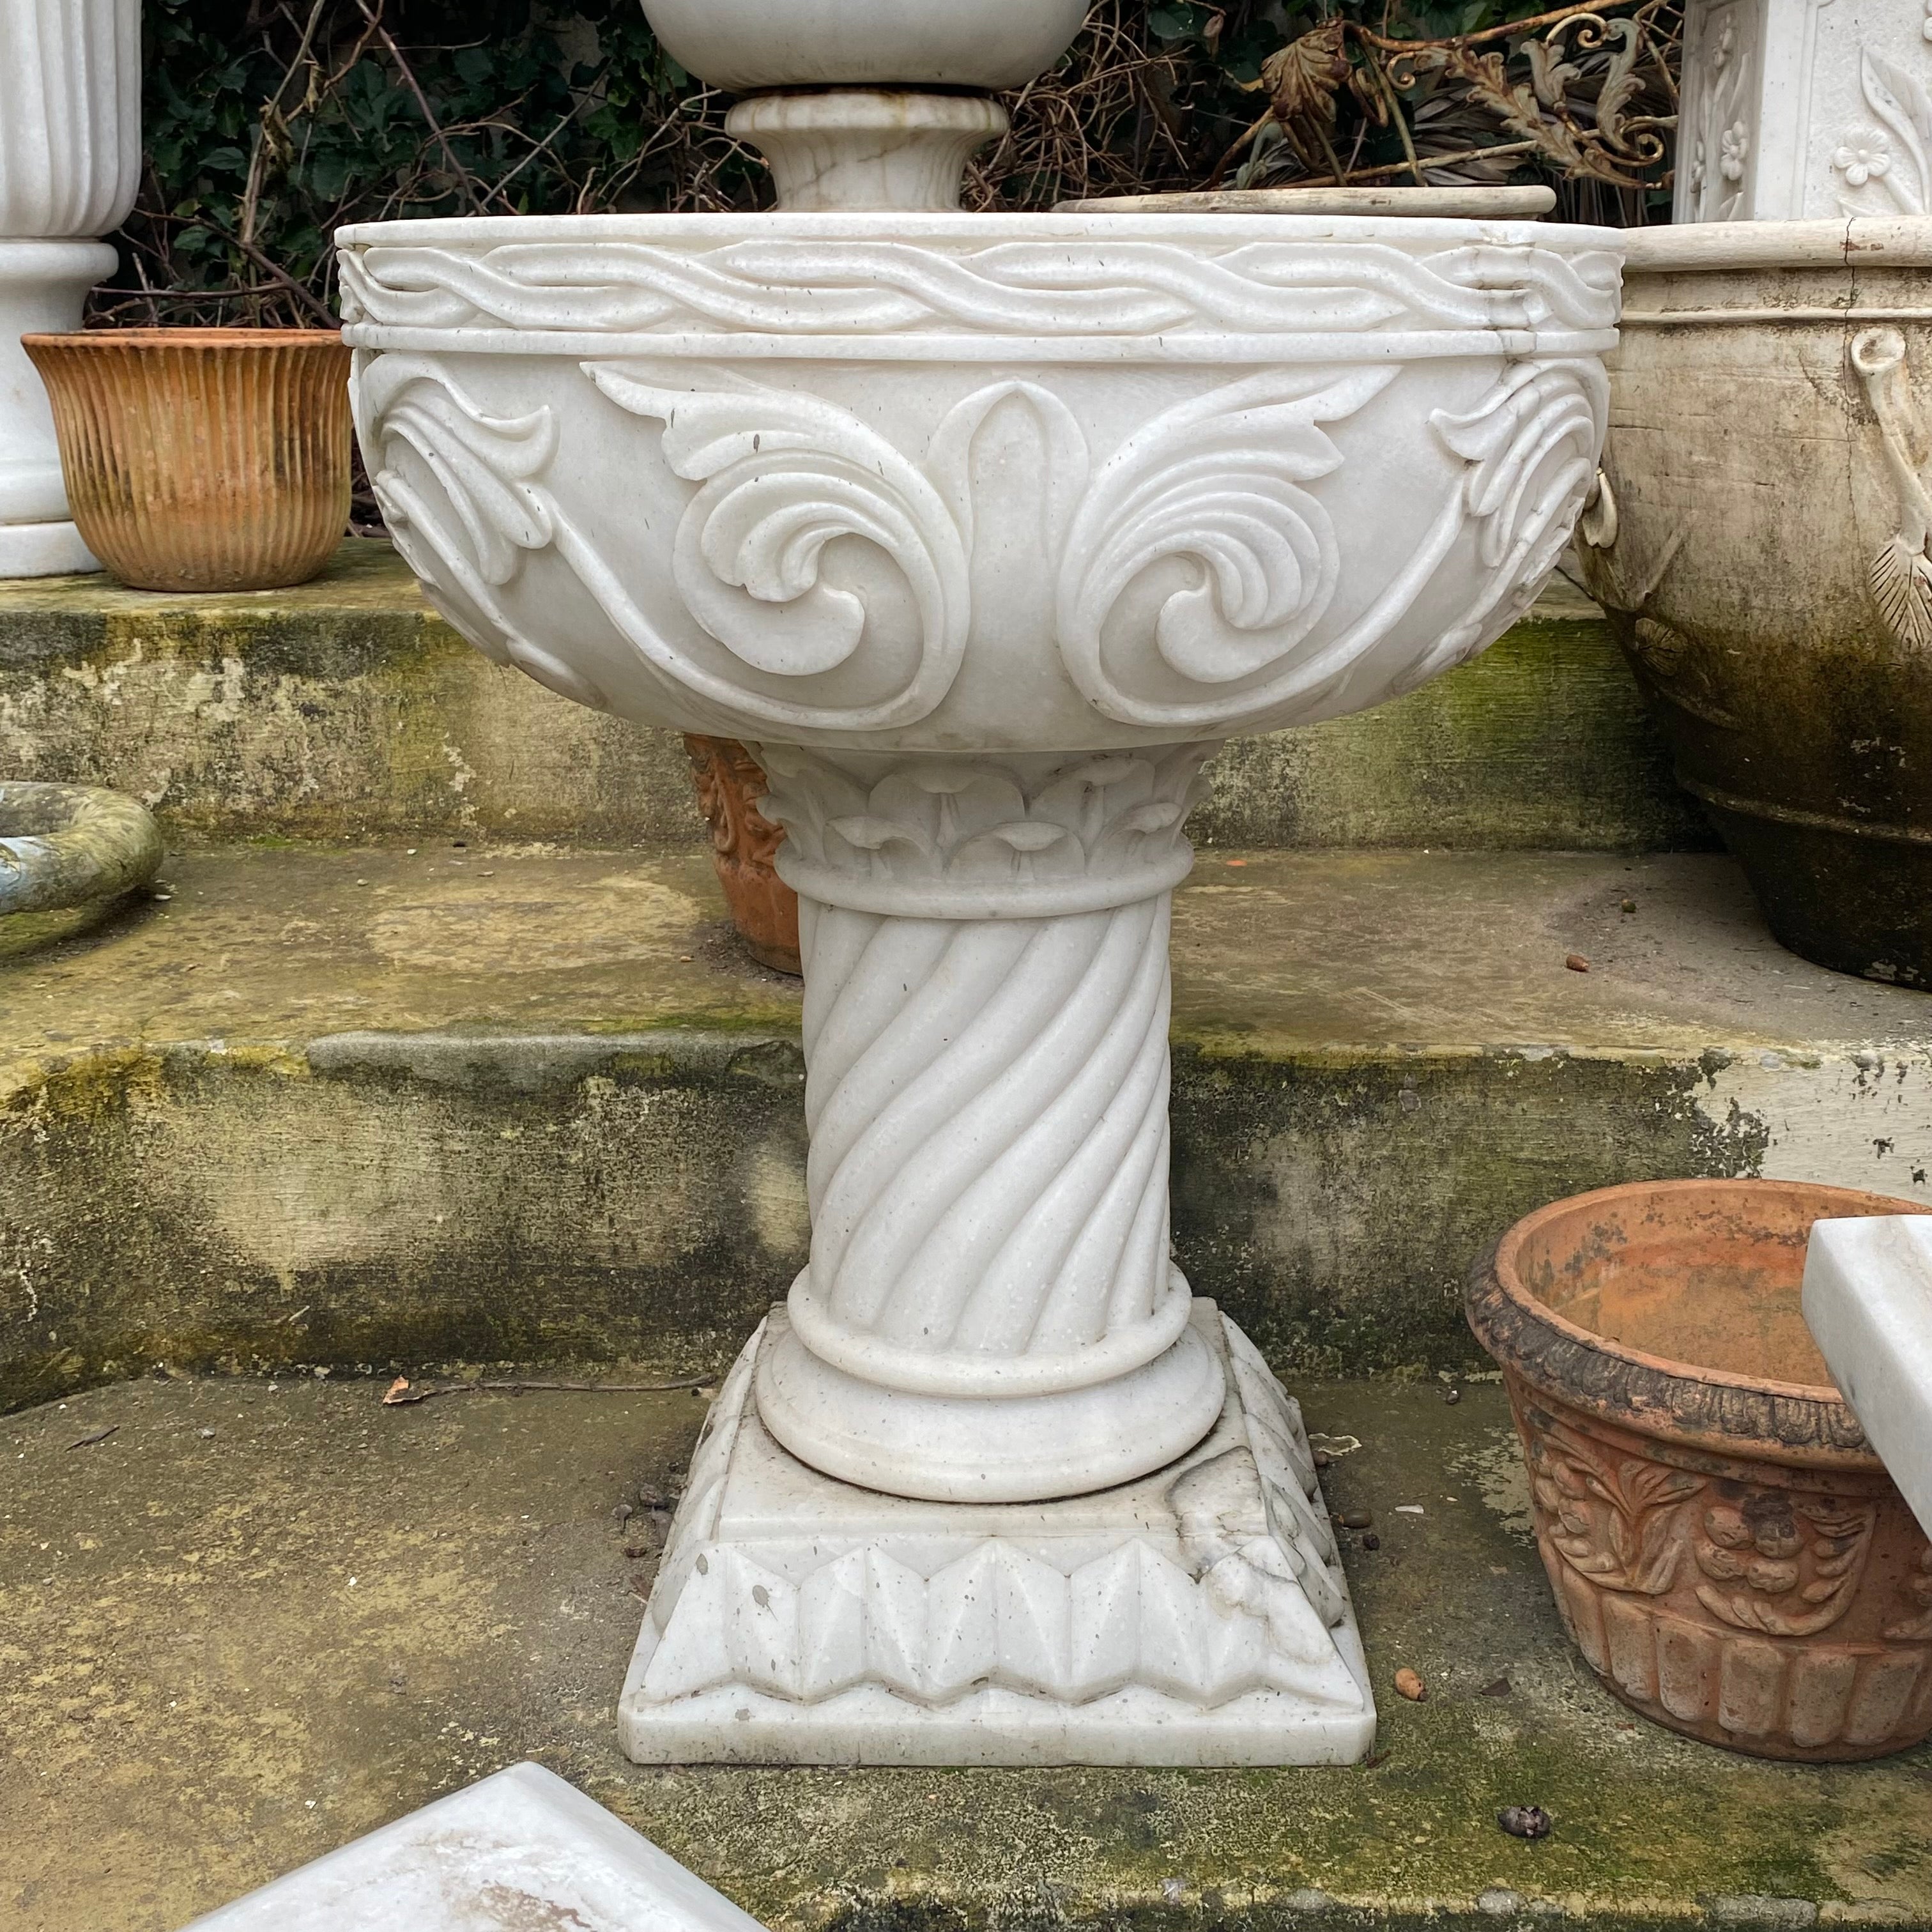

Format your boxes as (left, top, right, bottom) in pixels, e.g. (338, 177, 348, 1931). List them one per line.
(620, 1301, 1374, 1766)
(0, 239, 114, 579)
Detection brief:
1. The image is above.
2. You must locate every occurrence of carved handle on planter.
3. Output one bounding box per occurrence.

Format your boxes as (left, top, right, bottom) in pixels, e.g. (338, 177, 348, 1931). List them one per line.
(1851, 326, 1932, 651)
(1577, 466, 1618, 549)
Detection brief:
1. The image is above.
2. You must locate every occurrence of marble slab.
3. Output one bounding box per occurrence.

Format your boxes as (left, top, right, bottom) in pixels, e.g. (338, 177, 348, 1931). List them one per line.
(1803, 1215, 1932, 1536)
(180, 1761, 767, 1931)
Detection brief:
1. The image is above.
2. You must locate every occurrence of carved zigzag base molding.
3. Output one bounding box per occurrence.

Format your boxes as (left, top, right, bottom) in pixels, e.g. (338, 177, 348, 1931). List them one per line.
(618, 1303, 1376, 1766)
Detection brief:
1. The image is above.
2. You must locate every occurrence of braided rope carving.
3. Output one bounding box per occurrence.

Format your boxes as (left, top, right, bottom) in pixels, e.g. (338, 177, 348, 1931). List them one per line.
(793, 890, 1177, 1375)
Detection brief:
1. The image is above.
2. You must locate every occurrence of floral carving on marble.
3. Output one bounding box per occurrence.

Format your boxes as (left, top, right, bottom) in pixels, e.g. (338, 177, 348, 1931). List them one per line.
(1676, 0, 1759, 222)
(1834, 47, 1932, 217)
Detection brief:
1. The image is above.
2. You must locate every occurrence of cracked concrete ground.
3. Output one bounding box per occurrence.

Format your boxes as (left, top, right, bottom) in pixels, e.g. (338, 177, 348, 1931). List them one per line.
(3, 1373, 1928, 1932)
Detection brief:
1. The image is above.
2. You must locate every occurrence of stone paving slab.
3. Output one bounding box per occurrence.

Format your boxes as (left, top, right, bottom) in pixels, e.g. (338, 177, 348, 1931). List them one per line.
(0, 542, 1706, 853)
(4, 846, 1931, 1402)
(2, 1374, 1926, 1932)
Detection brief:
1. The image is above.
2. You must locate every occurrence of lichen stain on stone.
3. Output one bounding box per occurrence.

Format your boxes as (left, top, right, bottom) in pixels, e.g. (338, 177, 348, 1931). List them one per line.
(1172, 1048, 1774, 1377)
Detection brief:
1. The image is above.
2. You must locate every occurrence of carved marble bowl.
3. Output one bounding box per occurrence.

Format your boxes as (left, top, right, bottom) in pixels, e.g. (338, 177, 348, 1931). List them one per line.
(1469, 1179, 1932, 1762)
(340, 203, 1620, 1499)
(339, 211, 1620, 758)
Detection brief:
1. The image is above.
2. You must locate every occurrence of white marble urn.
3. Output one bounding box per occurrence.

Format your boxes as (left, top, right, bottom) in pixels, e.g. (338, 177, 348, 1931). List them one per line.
(0, 0, 141, 578)
(339, 6, 1621, 1766)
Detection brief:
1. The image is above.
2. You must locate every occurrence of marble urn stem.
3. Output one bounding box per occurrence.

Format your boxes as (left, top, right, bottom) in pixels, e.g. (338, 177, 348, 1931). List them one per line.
(750, 741, 1225, 1503)
(0, 0, 141, 579)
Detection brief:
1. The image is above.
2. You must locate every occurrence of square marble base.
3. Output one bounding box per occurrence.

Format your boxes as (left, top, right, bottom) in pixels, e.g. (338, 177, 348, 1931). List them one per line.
(618, 1301, 1376, 1767)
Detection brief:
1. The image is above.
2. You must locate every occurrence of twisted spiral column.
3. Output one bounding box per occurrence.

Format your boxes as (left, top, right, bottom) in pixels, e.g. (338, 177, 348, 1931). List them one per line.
(750, 742, 1227, 1503)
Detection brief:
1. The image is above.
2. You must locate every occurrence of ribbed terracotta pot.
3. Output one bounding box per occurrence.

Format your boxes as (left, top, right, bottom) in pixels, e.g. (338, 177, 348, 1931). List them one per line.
(682, 735, 801, 975)
(21, 328, 351, 592)
(1468, 1179, 1932, 1761)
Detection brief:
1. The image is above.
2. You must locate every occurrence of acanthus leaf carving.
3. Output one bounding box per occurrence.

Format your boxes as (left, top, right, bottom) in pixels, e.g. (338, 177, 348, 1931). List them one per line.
(351, 352, 606, 710)
(1400, 355, 1609, 688)
(755, 740, 1216, 917)
(1055, 367, 1397, 727)
(585, 364, 970, 698)
(1526, 1413, 1703, 1596)
(358, 343, 1607, 742)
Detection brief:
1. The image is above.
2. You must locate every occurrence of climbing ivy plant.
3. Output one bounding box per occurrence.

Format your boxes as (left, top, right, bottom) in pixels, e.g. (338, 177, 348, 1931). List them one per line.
(107, 0, 1677, 329)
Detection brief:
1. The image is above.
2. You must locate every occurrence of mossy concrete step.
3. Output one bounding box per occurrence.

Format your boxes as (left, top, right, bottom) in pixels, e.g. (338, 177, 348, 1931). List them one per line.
(4, 1374, 1926, 1931)
(4, 845, 1929, 1413)
(0, 542, 1709, 853)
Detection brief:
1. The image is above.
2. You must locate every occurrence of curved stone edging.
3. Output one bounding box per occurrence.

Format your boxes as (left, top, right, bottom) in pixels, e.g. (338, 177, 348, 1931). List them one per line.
(0, 779, 164, 915)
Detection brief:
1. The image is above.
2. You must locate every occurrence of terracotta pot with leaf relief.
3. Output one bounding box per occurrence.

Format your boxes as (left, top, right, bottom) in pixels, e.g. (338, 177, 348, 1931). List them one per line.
(682, 735, 800, 975)
(22, 328, 351, 592)
(1468, 1178, 1932, 1761)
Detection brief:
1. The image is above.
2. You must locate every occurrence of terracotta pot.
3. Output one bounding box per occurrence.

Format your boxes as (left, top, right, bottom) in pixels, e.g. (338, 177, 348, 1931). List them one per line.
(20, 328, 351, 592)
(1576, 225, 1932, 990)
(682, 735, 801, 975)
(1468, 1178, 1932, 1761)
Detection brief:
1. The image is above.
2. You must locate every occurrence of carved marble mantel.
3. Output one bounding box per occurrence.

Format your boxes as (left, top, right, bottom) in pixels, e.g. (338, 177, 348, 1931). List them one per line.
(1676, 0, 1932, 223)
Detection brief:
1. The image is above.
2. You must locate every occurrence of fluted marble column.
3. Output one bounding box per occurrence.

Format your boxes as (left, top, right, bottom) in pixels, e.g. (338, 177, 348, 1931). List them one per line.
(0, 0, 141, 578)
(748, 740, 1228, 1502)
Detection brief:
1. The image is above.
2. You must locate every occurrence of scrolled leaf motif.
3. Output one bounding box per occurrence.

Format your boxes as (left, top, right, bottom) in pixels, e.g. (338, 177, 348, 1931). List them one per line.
(585, 367, 970, 728)
(1388, 356, 1608, 696)
(1056, 367, 1399, 728)
(351, 353, 606, 710)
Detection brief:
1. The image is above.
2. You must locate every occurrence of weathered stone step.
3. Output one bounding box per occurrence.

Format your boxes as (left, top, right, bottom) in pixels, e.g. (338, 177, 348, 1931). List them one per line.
(0, 540, 1708, 852)
(6, 1373, 1925, 1930)
(4, 845, 1926, 1411)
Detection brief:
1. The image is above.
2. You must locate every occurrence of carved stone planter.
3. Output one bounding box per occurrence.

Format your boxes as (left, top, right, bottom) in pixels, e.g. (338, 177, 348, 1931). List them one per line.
(1577, 221, 1932, 988)
(1469, 1179, 1932, 1761)
(23, 329, 352, 592)
(682, 735, 801, 974)
(0, 0, 141, 579)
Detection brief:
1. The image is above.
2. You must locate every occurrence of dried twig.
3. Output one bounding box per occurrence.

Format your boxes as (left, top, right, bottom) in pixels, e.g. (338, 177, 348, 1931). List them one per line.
(381, 1374, 712, 1407)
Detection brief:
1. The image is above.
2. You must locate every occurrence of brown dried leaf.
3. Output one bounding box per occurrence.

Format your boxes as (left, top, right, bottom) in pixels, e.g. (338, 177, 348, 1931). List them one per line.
(1262, 21, 1351, 131)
